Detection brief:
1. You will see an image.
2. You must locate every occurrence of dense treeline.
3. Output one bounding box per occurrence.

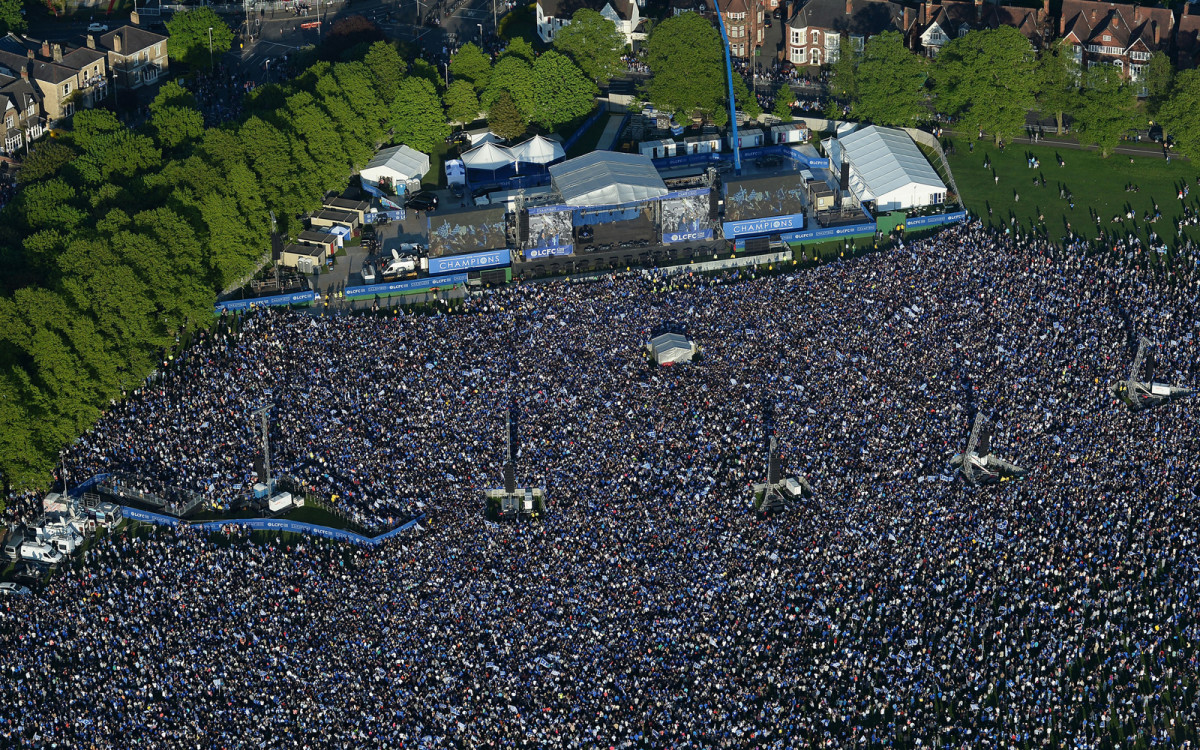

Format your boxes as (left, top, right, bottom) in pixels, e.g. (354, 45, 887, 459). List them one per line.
(0, 42, 427, 490)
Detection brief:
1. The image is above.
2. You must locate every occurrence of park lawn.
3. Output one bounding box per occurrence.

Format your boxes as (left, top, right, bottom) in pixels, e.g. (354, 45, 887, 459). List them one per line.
(947, 138, 1200, 251)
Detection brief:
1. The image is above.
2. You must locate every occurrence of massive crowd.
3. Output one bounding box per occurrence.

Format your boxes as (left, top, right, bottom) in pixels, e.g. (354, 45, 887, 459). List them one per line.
(3, 221, 1200, 748)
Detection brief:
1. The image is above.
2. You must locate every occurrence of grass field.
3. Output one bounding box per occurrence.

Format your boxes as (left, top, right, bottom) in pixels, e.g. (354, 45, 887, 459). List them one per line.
(947, 137, 1200, 250)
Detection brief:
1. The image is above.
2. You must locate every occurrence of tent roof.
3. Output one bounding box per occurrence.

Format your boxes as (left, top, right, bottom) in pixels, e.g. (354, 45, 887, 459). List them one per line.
(462, 141, 516, 171)
(549, 151, 668, 207)
(510, 134, 565, 165)
(363, 145, 430, 181)
(835, 126, 945, 199)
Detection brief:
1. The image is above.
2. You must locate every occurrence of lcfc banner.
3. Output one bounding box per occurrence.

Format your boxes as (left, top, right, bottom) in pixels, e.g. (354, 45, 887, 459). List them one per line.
(905, 210, 968, 229)
(663, 229, 714, 244)
(428, 249, 511, 274)
(722, 213, 806, 239)
(215, 291, 315, 313)
(527, 244, 574, 260)
(345, 274, 468, 298)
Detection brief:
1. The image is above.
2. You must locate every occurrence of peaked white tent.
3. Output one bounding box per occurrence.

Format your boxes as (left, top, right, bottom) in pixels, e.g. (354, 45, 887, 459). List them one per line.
(827, 126, 947, 212)
(462, 141, 516, 172)
(360, 145, 431, 187)
(549, 151, 667, 207)
(511, 135, 565, 166)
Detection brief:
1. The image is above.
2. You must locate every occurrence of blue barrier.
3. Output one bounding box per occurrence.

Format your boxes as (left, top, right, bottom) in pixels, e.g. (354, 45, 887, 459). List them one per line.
(905, 210, 967, 229)
(608, 113, 631, 151)
(68, 473, 112, 498)
(345, 274, 469, 298)
(122, 504, 427, 546)
(215, 291, 315, 313)
(563, 108, 607, 151)
(779, 221, 877, 244)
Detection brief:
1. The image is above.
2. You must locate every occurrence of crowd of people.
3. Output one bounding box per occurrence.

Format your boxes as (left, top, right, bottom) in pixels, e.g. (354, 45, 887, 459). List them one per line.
(3, 221, 1200, 748)
(191, 67, 253, 128)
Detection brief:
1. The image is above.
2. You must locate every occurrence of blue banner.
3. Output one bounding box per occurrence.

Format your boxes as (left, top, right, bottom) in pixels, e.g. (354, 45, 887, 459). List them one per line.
(722, 213, 806, 238)
(215, 291, 315, 313)
(122, 503, 427, 546)
(905, 210, 967, 229)
(68, 473, 112, 498)
(345, 274, 468, 298)
(428, 249, 511, 274)
(779, 221, 877, 244)
(527, 244, 574, 260)
(663, 229, 714, 244)
(363, 210, 405, 224)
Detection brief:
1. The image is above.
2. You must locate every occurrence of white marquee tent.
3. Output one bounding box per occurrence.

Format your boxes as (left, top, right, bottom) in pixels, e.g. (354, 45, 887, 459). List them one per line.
(511, 134, 566, 166)
(549, 151, 668, 207)
(462, 141, 516, 172)
(360, 145, 431, 187)
(826, 126, 947, 212)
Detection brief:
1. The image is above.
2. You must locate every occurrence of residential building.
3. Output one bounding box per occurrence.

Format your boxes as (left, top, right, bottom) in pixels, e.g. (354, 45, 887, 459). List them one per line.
(536, 0, 643, 46)
(719, 0, 766, 58)
(1059, 0, 1173, 88)
(1177, 4, 1199, 70)
(1, 73, 44, 155)
(92, 25, 169, 92)
(0, 34, 108, 128)
(786, 0, 913, 66)
(918, 0, 1054, 56)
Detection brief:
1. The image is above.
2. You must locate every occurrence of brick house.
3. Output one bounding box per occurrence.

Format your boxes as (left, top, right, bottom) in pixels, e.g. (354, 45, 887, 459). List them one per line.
(718, 0, 766, 59)
(0, 34, 109, 129)
(1059, 0, 1173, 87)
(917, 0, 1053, 56)
(0, 73, 44, 155)
(537, 0, 642, 47)
(92, 25, 169, 92)
(785, 0, 911, 67)
(1177, 4, 1199, 70)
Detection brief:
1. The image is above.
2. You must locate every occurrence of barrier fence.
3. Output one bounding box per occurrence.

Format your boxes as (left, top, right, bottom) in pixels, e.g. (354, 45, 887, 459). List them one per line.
(120, 506, 426, 546)
(215, 291, 315, 313)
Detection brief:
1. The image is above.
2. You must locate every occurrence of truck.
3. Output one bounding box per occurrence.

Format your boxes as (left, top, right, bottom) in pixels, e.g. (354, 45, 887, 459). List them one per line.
(20, 541, 65, 565)
(267, 492, 294, 513)
(34, 522, 84, 555)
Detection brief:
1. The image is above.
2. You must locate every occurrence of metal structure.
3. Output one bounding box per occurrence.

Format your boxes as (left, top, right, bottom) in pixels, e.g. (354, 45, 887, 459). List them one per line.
(711, 0, 741, 175)
(503, 399, 519, 495)
(251, 400, 273, 492)
(752, 401, 812, 513)
(485, 398, 545, 520)
(1109, 336, 1194, 411)
(950, 412, 1026, 486)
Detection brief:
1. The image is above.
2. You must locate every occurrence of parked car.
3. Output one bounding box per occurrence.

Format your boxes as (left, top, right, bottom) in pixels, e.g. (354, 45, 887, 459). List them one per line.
(405, 191, 439, 212)
(87, 22, 108, 32)
(446, 131, 471, 146)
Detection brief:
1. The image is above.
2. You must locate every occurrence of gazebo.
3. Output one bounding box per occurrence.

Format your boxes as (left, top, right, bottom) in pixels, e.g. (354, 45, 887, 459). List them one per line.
(510, 135, 565, 173)
(462, 141, 516, 180)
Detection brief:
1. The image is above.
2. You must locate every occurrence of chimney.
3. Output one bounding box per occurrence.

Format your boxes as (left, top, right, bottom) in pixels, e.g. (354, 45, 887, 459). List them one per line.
(1043, 0, 1049, 16)
(976, 0, 984, 23)
(40, 41, 50, 59)
(113, 34, 122, 54)
(86, 34, 96, 50)
(20, 68, 27, 80)
(26, 49, 33, 60)
(1153, 20, 1159, 45)
(923, 1, 931, 25)
(1135, 7, 1141, 24)
(846, 0, 852, 15)
(52, 44, 63, 63)
(903, 6, 909, 30)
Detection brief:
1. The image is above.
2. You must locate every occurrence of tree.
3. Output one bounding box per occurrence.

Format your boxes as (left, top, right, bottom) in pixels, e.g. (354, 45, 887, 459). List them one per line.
(772, 95, 793, 123)
(553, 8, 625, 85)
(1074, 64, 1137, 157)
(444, 79, 482, 124)
(731, 73, 761, 120)
(450, 43, 493, 92)
(933, 27, 1035, 145)
(1159, 69, 1200, 162)
(149, 82, 205, 152)
(644, 12, 726, 123)
(1033, 40, 1079, 135)
(483, 55, 536, 119)
(0, 0, 26, 35)
(853, 32, 926, 127)
(166, 8, 234, 69)
(363, 41, 407, 102)
(18, 142, 77, 183)
(501, 37, 537, 64)
(531, 51, 598, 130)
(487, 91, 528, 141)
(390, 76, 450, 154)
(828, 35, 858, 104)
(1143, 51, 1174, 121)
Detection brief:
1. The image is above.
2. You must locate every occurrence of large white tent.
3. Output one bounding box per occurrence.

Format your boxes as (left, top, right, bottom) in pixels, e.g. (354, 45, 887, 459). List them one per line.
(510, 134, 565, 166)
(549, 151, 667, 207)
(462, 141, 516, 172)
(360, 145, 431, 187)
(827, 126, 947, 212)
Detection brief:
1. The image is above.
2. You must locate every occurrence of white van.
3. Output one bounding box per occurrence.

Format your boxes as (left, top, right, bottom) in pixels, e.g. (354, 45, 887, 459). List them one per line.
(267, 492, 294, 513)
(20, 541, 64, 565)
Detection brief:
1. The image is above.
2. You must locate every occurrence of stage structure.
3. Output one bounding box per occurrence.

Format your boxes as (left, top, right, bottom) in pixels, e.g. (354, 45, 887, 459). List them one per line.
(485, 400, 546, 520)
(949, 412, 1026, 486)
(646, 323, 697, 365)
(1109, 336, 1194, 412)
(752, 401, 812, 514)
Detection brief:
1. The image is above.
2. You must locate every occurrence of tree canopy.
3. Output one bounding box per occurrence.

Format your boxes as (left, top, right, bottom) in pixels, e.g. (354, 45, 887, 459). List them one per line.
(444, 80, 482, 124)
(854, 31, 926, 127)
(390, 77, 450, 156)
(1032, 40, 1078, 135)
(487, 91, 528, 141)
(0, 0, 26, 36)
(531, 51, 598, 130)
(553, 9, 625, 85)
(450, 43, 493, 92)
(933, 27, 1035, 144)
(1073, 64, 1137, 157)
(166, 8, 235, 70)
(643, 12, 727, 124)
(1158, 69, 1200, 162)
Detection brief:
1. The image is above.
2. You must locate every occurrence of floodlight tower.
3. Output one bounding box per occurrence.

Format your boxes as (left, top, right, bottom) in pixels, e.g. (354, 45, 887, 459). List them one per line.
(1109, 336, 1194, 411)
(950, 411, 1026, 486)
(485, 399, 546, 520)
(251, 401, 273, 492)
(751, 400, 812, 514)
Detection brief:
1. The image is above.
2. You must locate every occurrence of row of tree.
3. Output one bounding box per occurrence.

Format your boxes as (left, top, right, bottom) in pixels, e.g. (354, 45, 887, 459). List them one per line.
(0, 36, 460, 490)
(826, 27, 1200, 159)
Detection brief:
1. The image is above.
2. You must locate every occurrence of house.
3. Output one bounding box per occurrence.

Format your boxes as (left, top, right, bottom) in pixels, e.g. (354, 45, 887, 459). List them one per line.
(309, 208, 360, 232)
(1059, 0, 1174, 88)
(918, 0, 1054, 56)
(718, 0, 766, 58)
(786, 0, 911, 67)
(537, 0, 642, 47)
(92, 25, 169, 92)
(730, 126, 766, 148)
(0, 34, 109, 127)
(1176, 4, 1199, 70)
(1, 73, 44, 155)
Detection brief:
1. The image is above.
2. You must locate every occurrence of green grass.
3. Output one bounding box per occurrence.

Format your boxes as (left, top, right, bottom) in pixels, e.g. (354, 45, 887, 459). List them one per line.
(947, 137, 1200, 250)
